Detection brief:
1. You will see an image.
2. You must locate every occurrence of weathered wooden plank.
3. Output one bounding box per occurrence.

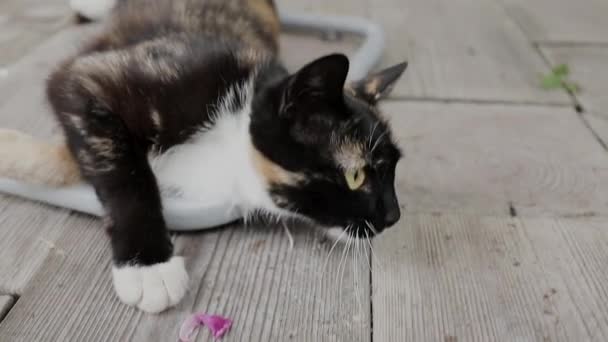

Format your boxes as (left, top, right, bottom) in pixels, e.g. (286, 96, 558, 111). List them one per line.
(523, 217, 608, 340)
(0, 295, 15, 322)
(0, 221, 370, 341)
(372, 214, 608, 342)
(383, 101, 608, 216)
(0, 214, 140, 341)
(0, 199, 79, 294)
(368, 0, 568, 103)
(497, 0, 608, 44)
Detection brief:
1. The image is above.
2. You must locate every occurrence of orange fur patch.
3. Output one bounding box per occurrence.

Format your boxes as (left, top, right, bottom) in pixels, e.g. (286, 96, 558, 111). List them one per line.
(246, 0, 280, 42)
(0, 129, 81, 186)
(251, 146, 303, 186)
(365, 77, 381, 96)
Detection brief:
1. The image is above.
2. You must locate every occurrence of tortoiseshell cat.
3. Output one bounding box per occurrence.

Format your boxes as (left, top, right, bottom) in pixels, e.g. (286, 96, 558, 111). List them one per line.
(0, 0, 406, 313)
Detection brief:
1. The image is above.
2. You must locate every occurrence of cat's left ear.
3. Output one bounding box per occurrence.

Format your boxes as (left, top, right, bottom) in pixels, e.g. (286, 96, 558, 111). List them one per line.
(348, 62, 408, 104)
(281, 54, 349, 113)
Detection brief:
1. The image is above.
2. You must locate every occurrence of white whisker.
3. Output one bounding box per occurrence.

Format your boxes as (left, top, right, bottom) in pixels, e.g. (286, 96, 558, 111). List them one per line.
(338, 232, 352, 314)
(322, 226, 349, 276)
(353, 237, 364, 316)
(282, 221, 294, 250)
(336, 230, 351, 286)
(365, 220, 379, 235)
(365, 227, 384, 272)
(368, 122, 380, 149)
(362, 232, 372, 272)
(371, 130, 388, 153)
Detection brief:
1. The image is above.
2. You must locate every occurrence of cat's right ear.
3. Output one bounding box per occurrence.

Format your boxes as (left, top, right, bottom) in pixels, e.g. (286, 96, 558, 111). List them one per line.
(279, 54, 350, 114)
(347, 62, 408, 104)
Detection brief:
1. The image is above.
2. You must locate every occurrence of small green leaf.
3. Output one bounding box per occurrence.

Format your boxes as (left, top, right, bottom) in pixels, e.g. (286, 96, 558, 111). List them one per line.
(552, 64, 570, 76)
(539, 63, 580, 93)
(540, 73, 563, 89)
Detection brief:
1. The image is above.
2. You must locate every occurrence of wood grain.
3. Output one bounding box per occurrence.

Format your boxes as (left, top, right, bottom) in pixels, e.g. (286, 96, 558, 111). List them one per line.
(366, 0, 568, 103)
(0, 221, 371, 341)
(497, 0, 608, 44)
(523, 217, 608, 341)
(372, 214, 608, 342)
(0, 214, 142, 342)
(382, 101, 608, 216)
(0, 199, 79, 294)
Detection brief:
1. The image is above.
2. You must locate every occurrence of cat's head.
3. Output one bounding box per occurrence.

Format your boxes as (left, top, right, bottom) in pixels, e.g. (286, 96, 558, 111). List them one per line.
(251, 54, 406, 238)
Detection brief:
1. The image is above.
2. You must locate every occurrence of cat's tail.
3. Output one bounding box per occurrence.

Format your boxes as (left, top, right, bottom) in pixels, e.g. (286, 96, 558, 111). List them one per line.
(70, 0, 117, 21)
(0, 128, 81, 187)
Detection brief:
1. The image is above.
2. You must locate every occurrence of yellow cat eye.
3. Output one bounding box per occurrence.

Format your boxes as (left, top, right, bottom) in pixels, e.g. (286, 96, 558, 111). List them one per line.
(345, 169, 366, 190)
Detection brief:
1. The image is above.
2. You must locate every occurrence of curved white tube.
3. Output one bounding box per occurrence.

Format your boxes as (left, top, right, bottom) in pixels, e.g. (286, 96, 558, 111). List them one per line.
(279, 10, 386, 81)
(0, 11, 385, 231)
(0, 178, 242, 231)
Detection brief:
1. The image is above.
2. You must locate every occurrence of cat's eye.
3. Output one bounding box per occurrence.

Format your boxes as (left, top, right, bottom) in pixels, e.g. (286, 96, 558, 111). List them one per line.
(345, 169, 366, 190)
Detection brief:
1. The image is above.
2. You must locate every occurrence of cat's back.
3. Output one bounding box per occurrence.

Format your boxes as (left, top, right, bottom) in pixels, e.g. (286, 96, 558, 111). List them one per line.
(86, 0, 280, 54)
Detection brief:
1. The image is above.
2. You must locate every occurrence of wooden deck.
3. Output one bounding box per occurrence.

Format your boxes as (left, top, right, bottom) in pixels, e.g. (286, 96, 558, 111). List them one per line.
(1, 0, 608, 341)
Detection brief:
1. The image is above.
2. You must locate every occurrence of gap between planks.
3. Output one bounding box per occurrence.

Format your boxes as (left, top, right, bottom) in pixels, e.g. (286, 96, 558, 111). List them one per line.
(0, 295, 17, 323)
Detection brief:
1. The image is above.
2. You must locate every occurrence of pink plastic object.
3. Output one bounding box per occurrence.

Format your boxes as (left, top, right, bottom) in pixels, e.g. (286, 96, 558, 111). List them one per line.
(179, 313, 233, 341)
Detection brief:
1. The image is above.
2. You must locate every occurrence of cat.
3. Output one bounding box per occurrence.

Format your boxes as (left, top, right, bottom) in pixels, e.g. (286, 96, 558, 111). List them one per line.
(0, 0, 407, 313)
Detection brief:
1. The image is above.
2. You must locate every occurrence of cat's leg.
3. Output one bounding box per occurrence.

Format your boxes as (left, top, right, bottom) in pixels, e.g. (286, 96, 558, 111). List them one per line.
(70, 0, 117, 21)
(0, 129, 81, 185)
(46, 57, 189, 313)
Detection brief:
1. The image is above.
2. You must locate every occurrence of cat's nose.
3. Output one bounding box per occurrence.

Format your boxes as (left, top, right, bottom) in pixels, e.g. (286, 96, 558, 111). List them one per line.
(383, 206, 400, 227)
(380, 188, 401, 227)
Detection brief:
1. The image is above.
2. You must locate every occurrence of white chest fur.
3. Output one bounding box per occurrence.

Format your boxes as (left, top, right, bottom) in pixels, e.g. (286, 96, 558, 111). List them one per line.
(148, 83, 276, 218)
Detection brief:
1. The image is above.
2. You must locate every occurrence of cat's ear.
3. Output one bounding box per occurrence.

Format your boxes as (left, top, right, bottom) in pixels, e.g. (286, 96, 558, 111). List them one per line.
(348, 62, 408, 104)
(281, 54, 349, 111)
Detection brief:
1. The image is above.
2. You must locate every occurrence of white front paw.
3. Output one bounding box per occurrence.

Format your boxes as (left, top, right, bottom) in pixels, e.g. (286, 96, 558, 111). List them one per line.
(112, 256, 190, 313)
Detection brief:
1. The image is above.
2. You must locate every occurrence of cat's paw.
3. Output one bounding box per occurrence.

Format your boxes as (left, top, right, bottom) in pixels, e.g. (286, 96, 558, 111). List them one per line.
(112, 256, 190, 313)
